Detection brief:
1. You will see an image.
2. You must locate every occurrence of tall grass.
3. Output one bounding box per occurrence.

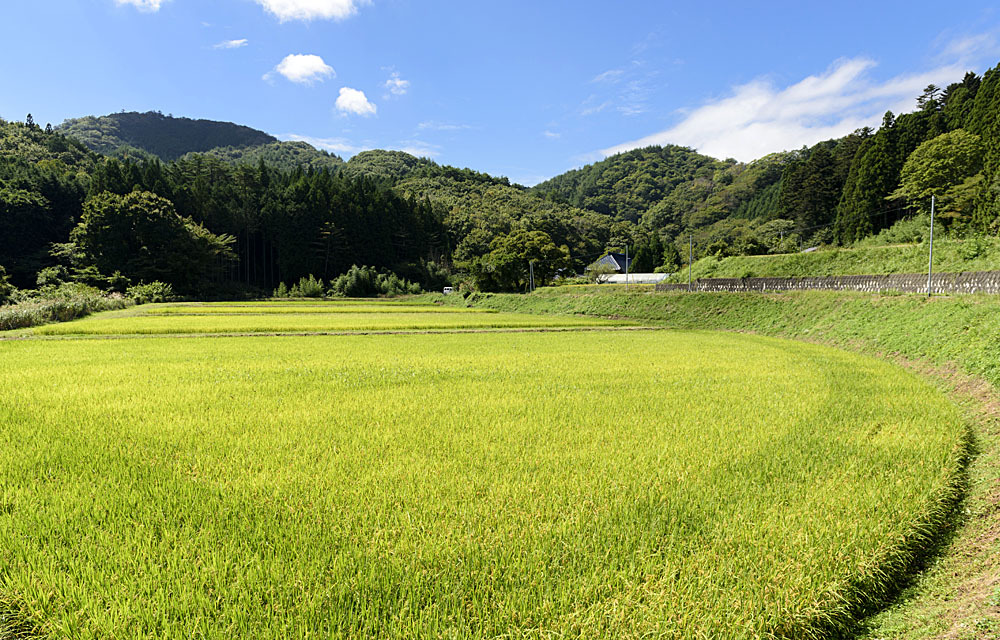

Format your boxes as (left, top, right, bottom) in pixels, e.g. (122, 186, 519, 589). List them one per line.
(0, 289, 132, 332)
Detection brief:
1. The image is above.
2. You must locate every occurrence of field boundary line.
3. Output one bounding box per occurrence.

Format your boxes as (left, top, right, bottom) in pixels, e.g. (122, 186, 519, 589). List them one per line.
(2, 325, 660, 342)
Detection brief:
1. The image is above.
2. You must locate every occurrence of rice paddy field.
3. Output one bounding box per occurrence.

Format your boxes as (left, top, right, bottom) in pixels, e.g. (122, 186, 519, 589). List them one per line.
(0, 300, 968, 638)
(23, 302, 621, 337)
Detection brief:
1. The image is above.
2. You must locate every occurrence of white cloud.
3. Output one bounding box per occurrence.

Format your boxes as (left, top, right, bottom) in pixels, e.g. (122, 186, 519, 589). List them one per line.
(335, 87, 377, 117)
(264, 54, 335, 85)
(114, 0, 165, 12)
(281, 134, 361, 154)
(255, 0, 369, 22)
(592, 69, 625, 84)
(280, 134, 439, 159)
(543, 130, 560, 139)
(214, 39, 248, 50)
(583, 58, 655, 117)
(936, 30, 1000, 65)
(384, 72, 410, 97)
(510, 174, 550, 188)
(601, 56, 966, 162)
(398, 144, 440, 158)
(418, 121, 472, 132)
(580, 98, 612, 116)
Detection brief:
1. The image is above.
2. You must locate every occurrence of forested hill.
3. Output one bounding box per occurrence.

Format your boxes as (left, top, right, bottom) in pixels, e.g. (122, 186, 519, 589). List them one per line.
(528, 66, 999, 258)
(183, 141, 344, 172)
(5, 62, 1000, 299)
(531, 145, 726, 221)
(58, 111, 278, 161)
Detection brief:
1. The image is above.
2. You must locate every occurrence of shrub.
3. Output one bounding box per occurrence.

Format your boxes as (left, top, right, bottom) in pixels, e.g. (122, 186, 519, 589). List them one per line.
(127, 281, 176, 304)
(271, 275, 329, 299)
(958, 234, 988, 260)
(330, 266, 379, 298)
(36, 265, 69, 287)
(0, 287, 132, 331)
(0, 266, 13, 305)
(328, 265, 422, 298)
(291, 275, 325, 298)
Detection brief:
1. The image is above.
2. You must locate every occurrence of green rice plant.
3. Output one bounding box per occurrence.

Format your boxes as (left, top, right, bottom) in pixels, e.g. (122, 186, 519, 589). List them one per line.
(29, 308, 618, 335)
(0, 327, 965, 638)
(145, 303, 489, 315)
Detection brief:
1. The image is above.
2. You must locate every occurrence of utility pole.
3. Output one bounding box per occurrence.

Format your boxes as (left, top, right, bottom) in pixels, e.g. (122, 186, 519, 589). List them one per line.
(927, 195, 935, 298)
(625, 244, 629, 292)
(688, 234, 693, 292)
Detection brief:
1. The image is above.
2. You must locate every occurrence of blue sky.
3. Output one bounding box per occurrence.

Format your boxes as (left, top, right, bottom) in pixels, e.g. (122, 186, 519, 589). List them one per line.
(2, 1, 1000, 185)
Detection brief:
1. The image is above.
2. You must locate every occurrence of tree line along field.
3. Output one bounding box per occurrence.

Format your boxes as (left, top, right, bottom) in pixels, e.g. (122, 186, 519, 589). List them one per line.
(0, 301, 967, 638)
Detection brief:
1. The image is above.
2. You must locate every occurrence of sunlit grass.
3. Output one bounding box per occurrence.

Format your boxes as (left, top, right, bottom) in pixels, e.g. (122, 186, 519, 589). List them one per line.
(0, 323, 965, 638)
(29, 307, 617, 336)
(145, 303, 491, 315)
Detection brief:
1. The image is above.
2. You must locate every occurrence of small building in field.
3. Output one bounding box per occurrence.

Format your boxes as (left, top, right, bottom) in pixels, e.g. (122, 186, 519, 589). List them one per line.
(587, 253, 633, 274)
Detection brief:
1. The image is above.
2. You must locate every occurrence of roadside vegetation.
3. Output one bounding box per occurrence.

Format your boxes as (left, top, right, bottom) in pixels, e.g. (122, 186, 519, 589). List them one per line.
(0, 281, 132, 331)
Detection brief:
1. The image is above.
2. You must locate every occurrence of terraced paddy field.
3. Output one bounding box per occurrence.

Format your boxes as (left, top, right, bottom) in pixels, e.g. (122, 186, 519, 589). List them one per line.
(23, 302, 620, 336)
(0, 300, 968, 638)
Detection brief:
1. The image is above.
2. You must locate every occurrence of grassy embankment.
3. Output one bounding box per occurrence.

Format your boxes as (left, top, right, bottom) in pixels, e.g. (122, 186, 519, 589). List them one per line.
(665, 237, 1000, 282)
(0, 300, 969, 639)
(440, 286, 1000, 638)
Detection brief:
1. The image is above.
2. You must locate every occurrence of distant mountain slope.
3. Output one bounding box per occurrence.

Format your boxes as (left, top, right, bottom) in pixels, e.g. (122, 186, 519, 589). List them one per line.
(58, 111, 277, 162)
(531, 145, 726, 221)
(183, 141, 344, 172)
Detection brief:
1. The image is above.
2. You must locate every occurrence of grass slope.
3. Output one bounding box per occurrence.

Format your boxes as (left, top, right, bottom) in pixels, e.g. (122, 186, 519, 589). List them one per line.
(667, 238, 1000, 282)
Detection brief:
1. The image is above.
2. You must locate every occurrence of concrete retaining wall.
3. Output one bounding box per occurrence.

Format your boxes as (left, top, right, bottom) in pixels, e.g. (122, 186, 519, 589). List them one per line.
(654, 271, 1000, 294)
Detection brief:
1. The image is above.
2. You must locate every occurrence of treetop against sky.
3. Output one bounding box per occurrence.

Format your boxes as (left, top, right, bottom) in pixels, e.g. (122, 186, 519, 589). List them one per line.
(2, 0, 1000, 184)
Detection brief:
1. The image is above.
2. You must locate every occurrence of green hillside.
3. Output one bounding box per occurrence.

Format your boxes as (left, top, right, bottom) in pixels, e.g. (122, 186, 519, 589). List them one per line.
(341, 149, 441, 182)
(531, 145, 726, 221)
(183, 140, 344, 172)
(58, 111, 277, 161)
(668, 236, 1000, 281)
(530, 68, 998, 266)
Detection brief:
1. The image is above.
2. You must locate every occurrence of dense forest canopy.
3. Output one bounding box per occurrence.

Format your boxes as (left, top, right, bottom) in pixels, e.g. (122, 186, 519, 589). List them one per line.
(183, 141, 345, 172)
(58, 111, 277, 162)
(4, 63, 1000, 295)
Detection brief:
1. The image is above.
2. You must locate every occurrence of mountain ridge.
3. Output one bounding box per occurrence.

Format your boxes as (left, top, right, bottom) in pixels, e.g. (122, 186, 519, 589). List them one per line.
(58, 111, 278, 162)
